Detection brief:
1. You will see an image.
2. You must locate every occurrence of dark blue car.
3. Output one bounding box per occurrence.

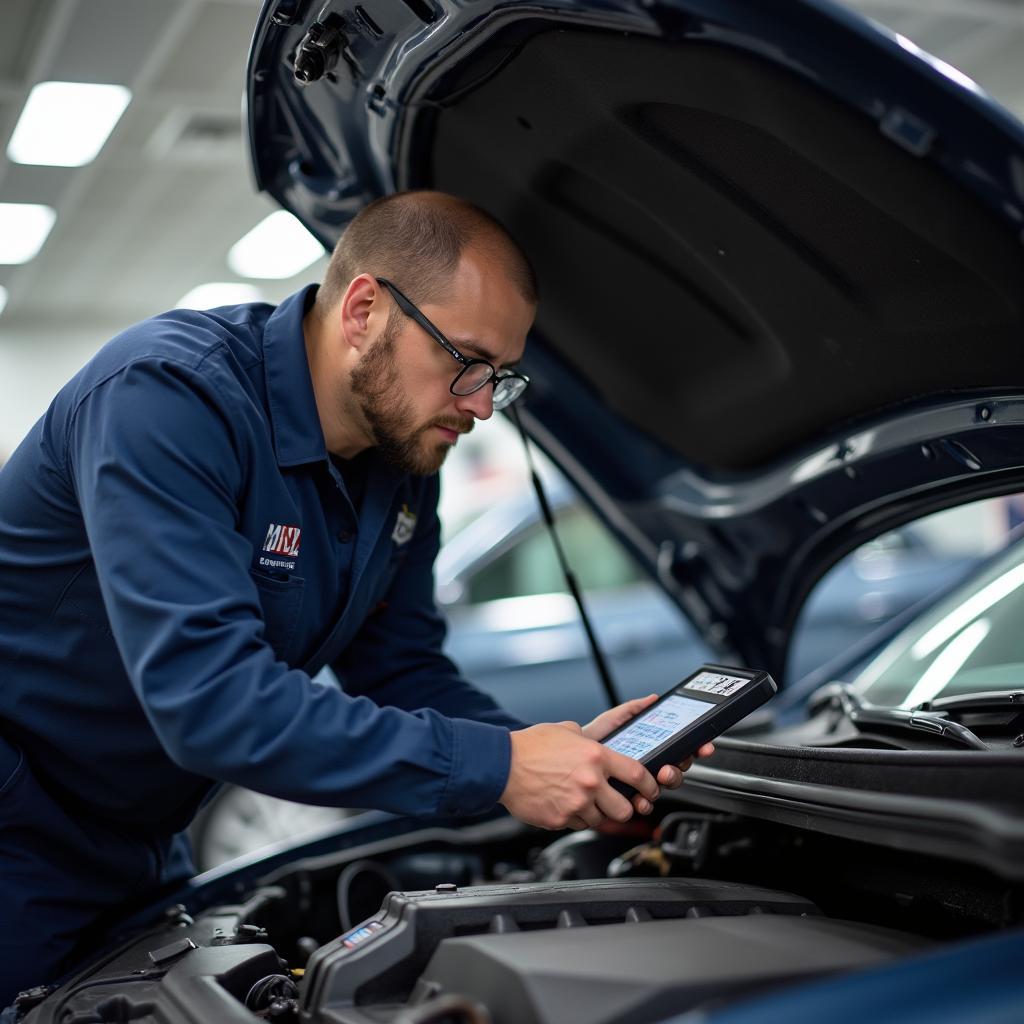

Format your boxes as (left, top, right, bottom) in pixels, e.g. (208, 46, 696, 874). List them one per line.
(16, 1, 1024, 1023)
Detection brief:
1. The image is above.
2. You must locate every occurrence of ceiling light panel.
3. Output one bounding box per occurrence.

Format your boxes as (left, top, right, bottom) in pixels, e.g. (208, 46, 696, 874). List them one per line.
(227, 211, 325, 279)
(0, 204, 57, 264)
(7, 81, 132, 167)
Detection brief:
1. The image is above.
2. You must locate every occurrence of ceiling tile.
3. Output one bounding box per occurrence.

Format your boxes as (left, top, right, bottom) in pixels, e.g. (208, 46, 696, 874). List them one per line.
(48, 0, 181, 86)
(150, 1, 259, 101)
(0, 0, 59, 81)
(911, 16, 988, 56)
(0, 163, 75, 207)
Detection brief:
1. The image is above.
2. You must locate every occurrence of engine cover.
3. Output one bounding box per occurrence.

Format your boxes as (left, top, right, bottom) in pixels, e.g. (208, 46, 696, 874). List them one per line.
(304, 878, 926, 1024)
(417, 913, 925, 1024)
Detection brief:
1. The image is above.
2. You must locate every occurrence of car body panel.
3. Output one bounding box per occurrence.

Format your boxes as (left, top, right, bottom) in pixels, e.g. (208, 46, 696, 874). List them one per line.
(688, 927, 1024, 1024)
(247, 0, 1024, 679)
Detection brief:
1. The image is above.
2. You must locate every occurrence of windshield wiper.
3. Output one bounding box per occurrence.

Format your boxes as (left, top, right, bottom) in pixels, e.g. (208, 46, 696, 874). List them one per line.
(830, 684, 991, 750)
(915, 690, 1024, 714)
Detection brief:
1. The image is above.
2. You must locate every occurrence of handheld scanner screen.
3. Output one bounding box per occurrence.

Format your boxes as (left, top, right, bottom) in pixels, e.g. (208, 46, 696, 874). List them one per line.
(603, 695, 712, 760)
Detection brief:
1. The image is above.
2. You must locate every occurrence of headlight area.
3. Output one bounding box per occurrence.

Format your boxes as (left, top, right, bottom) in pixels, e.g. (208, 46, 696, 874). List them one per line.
(18, 805, 1019, 1024)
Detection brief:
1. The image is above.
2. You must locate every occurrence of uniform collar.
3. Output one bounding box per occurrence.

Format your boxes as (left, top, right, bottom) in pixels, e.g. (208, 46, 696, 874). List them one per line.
(262, 284, 328, 467)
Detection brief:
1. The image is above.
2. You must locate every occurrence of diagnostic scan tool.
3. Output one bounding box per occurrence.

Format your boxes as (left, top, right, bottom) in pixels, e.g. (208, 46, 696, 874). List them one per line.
(604, 665, 777, 796)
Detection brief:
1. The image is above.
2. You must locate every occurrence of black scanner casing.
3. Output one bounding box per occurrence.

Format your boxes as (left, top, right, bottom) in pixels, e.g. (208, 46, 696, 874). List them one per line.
(606, 664, 777, 797)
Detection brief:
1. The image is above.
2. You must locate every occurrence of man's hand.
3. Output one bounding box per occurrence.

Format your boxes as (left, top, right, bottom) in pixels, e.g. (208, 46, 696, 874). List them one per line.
(582, 694, 716, 816)
(499, 722, 661, 831)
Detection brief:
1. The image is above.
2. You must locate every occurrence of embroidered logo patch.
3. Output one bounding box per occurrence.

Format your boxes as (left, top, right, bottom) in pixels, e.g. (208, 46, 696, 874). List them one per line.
(258, 523, 301, 571)
(391, 505, 416, 546)
(263, 523, 302, 557)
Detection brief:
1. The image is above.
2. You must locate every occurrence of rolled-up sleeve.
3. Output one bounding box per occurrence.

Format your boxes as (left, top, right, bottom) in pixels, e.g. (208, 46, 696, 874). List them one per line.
(65, 353, 511, 817)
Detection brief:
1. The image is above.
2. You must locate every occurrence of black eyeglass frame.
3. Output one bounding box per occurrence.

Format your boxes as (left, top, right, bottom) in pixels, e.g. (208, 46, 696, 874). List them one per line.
(376, 276, 529, 410)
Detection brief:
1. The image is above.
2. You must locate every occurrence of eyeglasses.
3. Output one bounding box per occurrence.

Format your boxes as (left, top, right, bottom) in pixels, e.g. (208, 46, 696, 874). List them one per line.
(376, 277, 529, 411)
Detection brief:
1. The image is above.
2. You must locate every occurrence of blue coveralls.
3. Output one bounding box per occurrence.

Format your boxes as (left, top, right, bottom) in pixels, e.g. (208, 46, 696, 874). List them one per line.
(0, 285, 520, 1003)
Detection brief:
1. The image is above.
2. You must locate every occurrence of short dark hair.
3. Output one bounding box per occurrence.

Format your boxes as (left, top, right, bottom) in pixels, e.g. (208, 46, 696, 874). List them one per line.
(314, 191, 537, 316)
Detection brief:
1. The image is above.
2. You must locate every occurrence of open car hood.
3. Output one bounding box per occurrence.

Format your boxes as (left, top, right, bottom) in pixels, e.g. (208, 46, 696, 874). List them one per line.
(247, 0, 1024, 679)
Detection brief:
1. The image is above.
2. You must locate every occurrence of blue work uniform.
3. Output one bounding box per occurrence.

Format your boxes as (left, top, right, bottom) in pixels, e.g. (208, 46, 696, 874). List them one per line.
(0, 285, 521, 1004)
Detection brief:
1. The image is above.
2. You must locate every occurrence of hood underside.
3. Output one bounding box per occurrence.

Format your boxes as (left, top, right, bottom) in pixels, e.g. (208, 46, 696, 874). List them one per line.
(419, 25, 1024, 470)
(249, 0, 1024, 676)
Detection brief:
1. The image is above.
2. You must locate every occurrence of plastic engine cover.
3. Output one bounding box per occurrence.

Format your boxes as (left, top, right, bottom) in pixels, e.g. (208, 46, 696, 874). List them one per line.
(303, 878, 927, 1024)
(414, 913, 926, 1024)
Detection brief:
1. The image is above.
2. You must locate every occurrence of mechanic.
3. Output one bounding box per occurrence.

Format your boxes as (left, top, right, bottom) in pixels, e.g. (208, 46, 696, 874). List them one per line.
(0, 191, 711, 1004)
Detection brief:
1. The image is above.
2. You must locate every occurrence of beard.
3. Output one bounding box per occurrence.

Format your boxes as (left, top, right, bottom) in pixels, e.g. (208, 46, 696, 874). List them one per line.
(350, 319, 473, 475)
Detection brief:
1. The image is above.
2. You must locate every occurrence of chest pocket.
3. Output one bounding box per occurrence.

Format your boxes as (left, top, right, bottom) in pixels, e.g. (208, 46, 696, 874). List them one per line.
(249, 569, 305, 663)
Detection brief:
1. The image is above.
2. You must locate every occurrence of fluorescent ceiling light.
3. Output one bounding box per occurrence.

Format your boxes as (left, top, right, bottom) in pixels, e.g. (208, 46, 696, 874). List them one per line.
(8, 81, 132, 167)
(0, 204, 57, 264)
(177, 282, 265, 310)
(0, 286, 8, 317)
(227, 211, 325, 279)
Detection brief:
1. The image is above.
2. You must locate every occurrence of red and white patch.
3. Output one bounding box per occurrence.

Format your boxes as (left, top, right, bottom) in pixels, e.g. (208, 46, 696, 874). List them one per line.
(263, 523, 302, 557)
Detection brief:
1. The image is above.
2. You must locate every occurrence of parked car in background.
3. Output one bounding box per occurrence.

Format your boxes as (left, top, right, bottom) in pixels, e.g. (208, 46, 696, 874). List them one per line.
(438, 481, 984, 725)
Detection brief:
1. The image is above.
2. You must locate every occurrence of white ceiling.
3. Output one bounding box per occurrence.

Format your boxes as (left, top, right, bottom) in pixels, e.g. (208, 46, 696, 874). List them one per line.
(0, 0, 327, 337)
(0, 0, 1021, 449)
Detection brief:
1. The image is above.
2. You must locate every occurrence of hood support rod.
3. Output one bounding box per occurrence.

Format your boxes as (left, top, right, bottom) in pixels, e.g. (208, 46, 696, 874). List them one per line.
(510, 404, 621, 710)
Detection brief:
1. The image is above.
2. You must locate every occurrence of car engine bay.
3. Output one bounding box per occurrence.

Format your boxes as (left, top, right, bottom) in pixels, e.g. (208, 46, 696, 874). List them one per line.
(17, 796, 1023, 1024)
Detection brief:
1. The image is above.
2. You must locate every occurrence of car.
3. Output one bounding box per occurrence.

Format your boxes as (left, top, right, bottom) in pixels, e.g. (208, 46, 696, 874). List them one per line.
(436, 483, 981, 724)
(13, 0, 1024, 1022)
(191, 480, 979, 869)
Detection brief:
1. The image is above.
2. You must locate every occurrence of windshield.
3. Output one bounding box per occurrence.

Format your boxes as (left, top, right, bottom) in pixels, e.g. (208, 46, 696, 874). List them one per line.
(853, 535, 1024, 708)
